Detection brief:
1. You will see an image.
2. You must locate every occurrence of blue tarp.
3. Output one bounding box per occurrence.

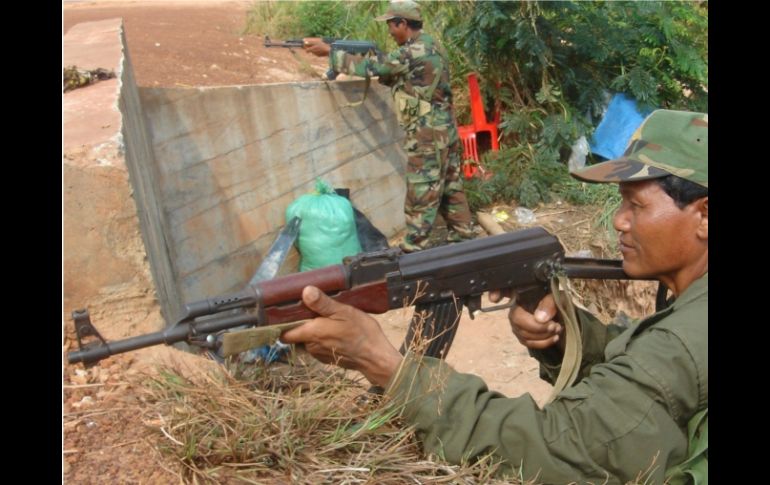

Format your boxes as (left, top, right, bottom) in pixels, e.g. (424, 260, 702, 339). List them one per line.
(589, 93, 655, 160)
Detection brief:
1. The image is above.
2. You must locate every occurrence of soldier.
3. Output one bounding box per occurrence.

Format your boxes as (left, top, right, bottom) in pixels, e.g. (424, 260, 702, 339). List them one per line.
(304, 0, 474, 252)
(282, 110, 708, 483)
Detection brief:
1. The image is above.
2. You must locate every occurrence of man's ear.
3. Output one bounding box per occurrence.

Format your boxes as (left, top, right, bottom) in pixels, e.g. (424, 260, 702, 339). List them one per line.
(695, 196, 708, 240)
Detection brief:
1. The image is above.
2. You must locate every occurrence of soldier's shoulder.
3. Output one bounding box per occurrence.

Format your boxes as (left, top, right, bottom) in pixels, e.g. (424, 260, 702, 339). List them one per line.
(652, 296, 707, 368)
(414, 32, 438, 47)
(412, 34, 446, 59)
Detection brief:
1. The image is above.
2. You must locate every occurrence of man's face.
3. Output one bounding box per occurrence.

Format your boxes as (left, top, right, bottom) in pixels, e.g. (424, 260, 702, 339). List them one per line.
(614, 180, 707, 282)
(386, 19, 409, 45)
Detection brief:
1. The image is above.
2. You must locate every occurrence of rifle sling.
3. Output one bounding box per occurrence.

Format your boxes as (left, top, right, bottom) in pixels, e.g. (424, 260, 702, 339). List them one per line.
(545, 275, 583, 404)
(339, 75, 371, 108)
(288, 48, 366, 108)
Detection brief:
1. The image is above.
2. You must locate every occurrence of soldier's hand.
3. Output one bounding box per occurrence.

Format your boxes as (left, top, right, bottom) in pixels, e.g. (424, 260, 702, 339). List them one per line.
(303, 38, 331, 57)
(280, 286, 402, 387)
(488, 288, 513, 303)
(509, 294, 564, 350)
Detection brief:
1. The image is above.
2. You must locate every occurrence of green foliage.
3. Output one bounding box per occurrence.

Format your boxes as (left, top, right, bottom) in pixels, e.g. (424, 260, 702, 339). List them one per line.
(244, 1, 395, 53)
(296, 2, 348, 37)
(464, 145, 622, 215)
(463, 147, 527, 212)
(437, 0, 707, 207)
(243, 1, 302, 39)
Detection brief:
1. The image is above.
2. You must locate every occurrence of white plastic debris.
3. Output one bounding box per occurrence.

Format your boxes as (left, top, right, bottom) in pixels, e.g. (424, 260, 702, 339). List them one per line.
(570, 249, 594, 258)
(568, 136, 590, 171)
(514, 207, 536, 224)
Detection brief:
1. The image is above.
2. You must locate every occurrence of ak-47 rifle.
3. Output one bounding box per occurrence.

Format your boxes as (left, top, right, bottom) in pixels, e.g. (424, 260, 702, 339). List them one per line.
(264, 36, 330, 49)
(67, 227, 641, 366)
(323, 40, 380, 80)
(263, 36, 380, 82)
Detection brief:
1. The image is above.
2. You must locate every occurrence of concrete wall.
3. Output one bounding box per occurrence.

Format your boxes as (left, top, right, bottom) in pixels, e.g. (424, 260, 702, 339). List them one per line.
(138, 78, 406, 307)
(64, 18, 406, 325)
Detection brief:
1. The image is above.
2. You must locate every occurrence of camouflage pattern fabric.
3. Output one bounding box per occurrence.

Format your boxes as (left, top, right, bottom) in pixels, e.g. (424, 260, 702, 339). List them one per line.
(332, 32, 473, 252)
(63, 65, 116, 93)
(572, 110, 708, 188)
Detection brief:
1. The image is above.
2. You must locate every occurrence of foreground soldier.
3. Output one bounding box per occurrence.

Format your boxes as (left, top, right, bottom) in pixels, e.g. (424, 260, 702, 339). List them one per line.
(282, 110, 708, 483)
(304, 0, 473, 252)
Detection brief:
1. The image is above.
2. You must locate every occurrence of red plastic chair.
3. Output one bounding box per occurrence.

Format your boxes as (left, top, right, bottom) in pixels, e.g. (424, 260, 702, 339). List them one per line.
(457, 73, 500, 179)
(467, 72, 500, 151)
(458, 126, 479, 178)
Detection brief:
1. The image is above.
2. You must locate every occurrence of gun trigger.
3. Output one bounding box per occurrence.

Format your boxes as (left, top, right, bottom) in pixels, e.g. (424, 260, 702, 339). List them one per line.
(465, 295, 482, 320)
(478, 295, 518, 314)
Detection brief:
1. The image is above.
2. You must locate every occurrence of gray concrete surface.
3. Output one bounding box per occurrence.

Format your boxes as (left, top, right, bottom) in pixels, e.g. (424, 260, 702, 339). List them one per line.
(64, 18, 406, 323)
(139, 81, 406, 302)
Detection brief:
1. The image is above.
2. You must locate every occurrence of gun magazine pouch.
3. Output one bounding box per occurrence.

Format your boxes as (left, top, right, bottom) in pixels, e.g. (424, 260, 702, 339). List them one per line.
(394, 90, 432, 127)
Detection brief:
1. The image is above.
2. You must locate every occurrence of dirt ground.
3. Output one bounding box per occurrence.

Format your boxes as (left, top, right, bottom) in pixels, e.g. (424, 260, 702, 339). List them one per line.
(63, 0, 330, 87)
(63, 2, 658, 483)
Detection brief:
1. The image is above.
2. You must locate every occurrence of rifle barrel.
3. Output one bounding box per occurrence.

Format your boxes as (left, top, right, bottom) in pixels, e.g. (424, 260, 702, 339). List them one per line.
(563, 257, 629, 279)
(67, 311, 261, 365)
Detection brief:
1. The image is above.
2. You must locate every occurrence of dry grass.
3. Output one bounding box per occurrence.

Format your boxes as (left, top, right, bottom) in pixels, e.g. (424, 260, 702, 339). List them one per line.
(135, 352, 665, 484)
(130, 202, 663, 483)
(570, 278, 659, 324)
(138, 353, 523, 484)
(242, 1, 302, 39)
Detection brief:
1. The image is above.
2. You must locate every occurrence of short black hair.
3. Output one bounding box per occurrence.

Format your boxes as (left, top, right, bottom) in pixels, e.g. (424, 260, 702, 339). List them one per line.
(655, 175, 708, 209)
(389, 17, 423, 30)
(406, 19, 423, 29)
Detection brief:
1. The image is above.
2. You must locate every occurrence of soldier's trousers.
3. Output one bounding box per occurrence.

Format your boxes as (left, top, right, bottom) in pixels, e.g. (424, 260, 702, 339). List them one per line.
(401, 123, 473, 252)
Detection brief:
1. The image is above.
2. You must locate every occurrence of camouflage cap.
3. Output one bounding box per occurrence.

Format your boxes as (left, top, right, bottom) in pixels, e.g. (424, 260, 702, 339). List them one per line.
(571, 109, 708, 188)
(375, 0, 422, 22)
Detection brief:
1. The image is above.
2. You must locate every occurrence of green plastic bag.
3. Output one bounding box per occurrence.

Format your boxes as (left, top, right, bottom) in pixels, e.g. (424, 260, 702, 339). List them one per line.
(286, 179, 362, 272)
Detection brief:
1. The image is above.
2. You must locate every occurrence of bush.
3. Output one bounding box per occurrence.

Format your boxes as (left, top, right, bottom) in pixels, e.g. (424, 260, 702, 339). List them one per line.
(244, 1, 395, 52)
(443, 1, 707, 208)
(296, 1, 347, 37)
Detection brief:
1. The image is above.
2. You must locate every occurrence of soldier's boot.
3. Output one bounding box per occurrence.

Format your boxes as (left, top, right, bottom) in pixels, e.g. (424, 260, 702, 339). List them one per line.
(445, 221, 475, 244)
(399, 231, 431, 253)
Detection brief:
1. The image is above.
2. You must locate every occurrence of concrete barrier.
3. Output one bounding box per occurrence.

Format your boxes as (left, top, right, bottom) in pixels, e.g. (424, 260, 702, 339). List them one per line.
(64, 18, 406, 326)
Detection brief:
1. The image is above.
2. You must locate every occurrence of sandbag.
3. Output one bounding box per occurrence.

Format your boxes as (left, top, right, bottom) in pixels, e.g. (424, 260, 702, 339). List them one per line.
(286, 179, 362, 272)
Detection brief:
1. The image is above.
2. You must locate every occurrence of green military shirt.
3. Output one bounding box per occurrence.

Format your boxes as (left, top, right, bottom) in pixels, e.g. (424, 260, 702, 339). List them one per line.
(386, 274, 708, 484)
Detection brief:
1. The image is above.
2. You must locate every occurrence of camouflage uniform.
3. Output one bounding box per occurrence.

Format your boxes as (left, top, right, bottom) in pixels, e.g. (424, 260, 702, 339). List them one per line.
(63, 66, 115, 93)
(331, 32, 473, 252)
